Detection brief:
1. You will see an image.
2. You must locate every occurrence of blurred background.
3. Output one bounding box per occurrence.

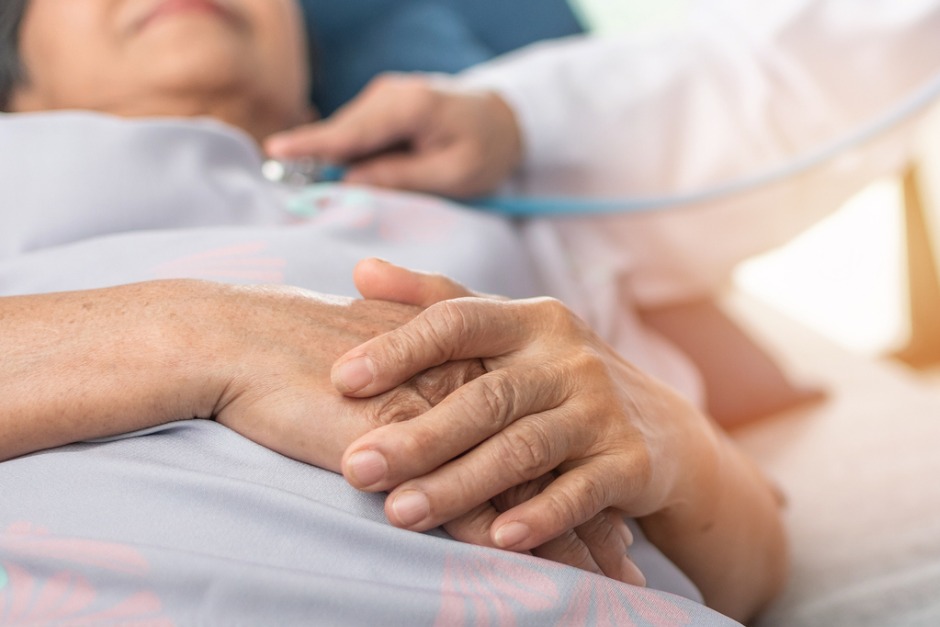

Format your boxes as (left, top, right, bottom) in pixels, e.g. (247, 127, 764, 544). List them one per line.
(305, 0, 940, 372)
(577, 0, 940, 376)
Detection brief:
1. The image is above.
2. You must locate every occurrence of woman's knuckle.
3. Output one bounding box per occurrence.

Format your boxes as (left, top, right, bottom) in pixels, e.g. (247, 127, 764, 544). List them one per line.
(493, 475, 553, 511)
(571, 348, 610, 381)
(478, 372, 517, 428)
(543, 473, 610, 530)
(500, 424, 553, 477)
(413, 359, 484, 406)
(577, 511, 620, 547)
(396, 305, 453, 363)
(444, 507, 494, 544)
(539, 488, 586, 530)
(530, 297, 581, 335)
(557, 530, 590, 559)
(429, 300, 473, 345)
(374, 388, 429, 427)
(381, 331, 418, 365)
(570, 472, 611, 515)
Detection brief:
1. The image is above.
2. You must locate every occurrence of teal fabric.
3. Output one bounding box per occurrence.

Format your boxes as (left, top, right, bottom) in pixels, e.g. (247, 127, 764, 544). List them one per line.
(300, 0, 584, 115)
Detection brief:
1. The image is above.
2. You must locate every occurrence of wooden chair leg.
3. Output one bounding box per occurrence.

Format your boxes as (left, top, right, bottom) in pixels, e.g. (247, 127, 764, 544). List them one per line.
(892, 166, 940, 368)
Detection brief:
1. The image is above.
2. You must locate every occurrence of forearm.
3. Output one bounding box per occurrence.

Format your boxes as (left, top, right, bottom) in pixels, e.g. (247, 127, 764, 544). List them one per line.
(640, 431, 787, 622)
(0, 281, 218, 461)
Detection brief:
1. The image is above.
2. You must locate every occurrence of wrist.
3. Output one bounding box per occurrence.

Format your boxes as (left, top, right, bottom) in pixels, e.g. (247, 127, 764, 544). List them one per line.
(0, 280, 225, 461)
(151, 280, 246, 420)
(94, 279, 229, 423)
(645, 397, 725, 529)
(640, 427, 787, 620)
(485, 91, 524, 177)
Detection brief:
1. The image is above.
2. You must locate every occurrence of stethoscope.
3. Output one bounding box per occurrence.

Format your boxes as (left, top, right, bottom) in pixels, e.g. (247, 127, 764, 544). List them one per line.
(264, 70, 940, 217)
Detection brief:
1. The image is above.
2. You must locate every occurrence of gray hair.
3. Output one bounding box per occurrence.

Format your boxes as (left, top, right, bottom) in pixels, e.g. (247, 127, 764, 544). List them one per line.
(0, 0, 28, 111)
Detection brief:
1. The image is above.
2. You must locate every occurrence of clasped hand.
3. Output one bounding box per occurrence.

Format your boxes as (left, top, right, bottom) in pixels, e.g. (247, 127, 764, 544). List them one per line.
(330, 260, 723, 586)
(194, 277, 639, 583)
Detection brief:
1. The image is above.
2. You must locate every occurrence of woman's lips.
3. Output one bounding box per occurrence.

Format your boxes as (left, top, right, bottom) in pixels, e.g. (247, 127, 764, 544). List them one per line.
(135, 0, 234, 32)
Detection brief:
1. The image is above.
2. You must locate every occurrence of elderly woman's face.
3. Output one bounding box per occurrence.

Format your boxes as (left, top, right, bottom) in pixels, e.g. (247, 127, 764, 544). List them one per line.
(11, 0, 311, 137)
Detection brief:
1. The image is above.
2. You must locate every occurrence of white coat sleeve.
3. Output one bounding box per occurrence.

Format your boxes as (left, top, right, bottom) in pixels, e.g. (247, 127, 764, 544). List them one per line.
(455, 0, 940, 307)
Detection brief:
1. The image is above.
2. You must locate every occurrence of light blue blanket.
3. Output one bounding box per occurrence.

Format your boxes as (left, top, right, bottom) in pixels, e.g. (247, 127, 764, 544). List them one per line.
(0, 112, 736, 625)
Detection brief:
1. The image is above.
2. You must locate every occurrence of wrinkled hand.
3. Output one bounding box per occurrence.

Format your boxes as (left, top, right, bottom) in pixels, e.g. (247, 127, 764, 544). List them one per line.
(0, 276, 641, 583)
(333, 261, 721, 566)
(197, 283, 474, 473)
(440, 471, 644, 586)
(337, 260, 661, 585)
(203, 278, 638, 582)
(264, 74, 522, 198)
(0, 279, 475, 466)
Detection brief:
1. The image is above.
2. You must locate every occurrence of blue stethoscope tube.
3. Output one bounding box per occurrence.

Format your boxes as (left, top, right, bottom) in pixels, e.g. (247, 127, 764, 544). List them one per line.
(470, 71, 940, 216)
(271, 71, 940, 217)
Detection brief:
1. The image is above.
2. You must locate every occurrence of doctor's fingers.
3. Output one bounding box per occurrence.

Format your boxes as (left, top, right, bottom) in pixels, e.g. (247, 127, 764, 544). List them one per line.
(265, 74, 439, 162)
(317, 78, 518, 197)
(342, 365, 569, 491)
(332, 296, 559, 397)
(342, 140, 500, 198)
(343, 90, 520, 197)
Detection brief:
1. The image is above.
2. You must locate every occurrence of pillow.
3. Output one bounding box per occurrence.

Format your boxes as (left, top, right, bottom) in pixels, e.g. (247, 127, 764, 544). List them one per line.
(299, 0, 584, 115)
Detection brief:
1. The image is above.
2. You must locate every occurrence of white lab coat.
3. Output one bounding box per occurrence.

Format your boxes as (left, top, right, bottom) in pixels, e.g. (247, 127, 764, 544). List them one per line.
(453, 0, 940, 400)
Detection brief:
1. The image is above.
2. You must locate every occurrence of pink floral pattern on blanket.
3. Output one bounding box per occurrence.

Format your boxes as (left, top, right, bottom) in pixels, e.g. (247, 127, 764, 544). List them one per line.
(0, 522, 173, 626)
(152, 241, 287, 283)
(150, 188, 462, 285)
(435, 551, 694, 627)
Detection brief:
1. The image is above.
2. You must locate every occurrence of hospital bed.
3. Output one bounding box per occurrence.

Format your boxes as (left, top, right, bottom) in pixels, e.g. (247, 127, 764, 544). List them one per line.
(3, 1, 940, 625)
(5, 110, 938, 627)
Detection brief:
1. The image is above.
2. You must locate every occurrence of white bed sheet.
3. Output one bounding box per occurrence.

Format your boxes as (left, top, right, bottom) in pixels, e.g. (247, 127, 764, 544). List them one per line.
(728, 293, 940, 626)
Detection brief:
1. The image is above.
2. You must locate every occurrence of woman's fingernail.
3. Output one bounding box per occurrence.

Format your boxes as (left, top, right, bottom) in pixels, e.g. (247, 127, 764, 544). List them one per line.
(391, 491, 430, 527)
(346, 450, 388, 488)
(494, 522, 531, 549)
(620, 523, 635, 548)
(335, 357, 374, 393)
(622, 556, 647, 587)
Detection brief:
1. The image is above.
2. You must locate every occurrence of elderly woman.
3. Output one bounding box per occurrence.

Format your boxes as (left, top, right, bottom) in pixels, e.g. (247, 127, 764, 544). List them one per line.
(0, 0, 784, 623)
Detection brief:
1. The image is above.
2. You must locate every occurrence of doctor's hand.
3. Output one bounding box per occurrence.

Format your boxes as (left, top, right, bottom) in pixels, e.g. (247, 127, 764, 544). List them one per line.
(264, 74, 523, 198)
(333, 260, 723, 569)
